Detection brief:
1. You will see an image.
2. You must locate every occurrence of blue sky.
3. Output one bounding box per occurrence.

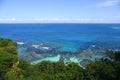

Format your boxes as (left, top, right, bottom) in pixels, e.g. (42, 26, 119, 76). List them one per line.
(0, 0, 120, 23)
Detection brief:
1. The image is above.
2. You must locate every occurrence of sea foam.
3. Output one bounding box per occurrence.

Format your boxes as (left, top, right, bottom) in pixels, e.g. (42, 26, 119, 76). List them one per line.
(17, 42, 25, 45)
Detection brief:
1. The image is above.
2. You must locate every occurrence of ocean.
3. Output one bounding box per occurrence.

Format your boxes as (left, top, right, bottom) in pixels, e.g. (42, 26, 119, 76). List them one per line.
(0, 23, 120, 66)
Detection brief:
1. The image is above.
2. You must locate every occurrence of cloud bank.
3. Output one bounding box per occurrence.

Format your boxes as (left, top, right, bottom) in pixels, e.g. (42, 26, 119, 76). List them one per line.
(96, 0, 120, 7)
(0, 17, 16, 21)
(0, 17, 120, 23)
(26, 17, 120, 22)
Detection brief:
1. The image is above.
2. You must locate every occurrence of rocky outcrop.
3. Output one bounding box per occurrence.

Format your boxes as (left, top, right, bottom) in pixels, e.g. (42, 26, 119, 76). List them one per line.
(26, 44, 57, 54)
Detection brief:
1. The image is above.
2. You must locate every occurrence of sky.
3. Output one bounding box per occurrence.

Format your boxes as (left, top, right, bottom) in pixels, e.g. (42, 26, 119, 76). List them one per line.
(0, 0, 120, 23)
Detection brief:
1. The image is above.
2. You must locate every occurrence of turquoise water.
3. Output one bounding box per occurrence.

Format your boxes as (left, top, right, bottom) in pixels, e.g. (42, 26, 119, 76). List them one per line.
(0, 23, 120, 65)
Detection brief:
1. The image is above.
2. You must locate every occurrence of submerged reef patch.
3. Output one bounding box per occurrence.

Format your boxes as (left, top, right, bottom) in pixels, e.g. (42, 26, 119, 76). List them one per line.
(18, 42, 120, 67)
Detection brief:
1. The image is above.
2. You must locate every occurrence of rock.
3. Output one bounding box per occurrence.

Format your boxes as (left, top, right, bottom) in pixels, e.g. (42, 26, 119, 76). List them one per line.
(26, 44, 57, 54)
(80, 59, 92, 68)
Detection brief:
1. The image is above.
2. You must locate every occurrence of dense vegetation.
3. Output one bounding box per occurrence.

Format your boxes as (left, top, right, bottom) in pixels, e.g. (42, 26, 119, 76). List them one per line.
(0, 38, 120, 80)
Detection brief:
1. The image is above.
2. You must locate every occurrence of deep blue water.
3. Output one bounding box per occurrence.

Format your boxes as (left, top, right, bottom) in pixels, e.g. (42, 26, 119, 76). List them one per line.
(0, 24, 120, 51)
(0, 23, 120, 63)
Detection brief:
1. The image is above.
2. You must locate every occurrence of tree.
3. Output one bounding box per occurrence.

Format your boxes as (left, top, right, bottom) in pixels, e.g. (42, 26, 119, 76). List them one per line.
(66, 62, 84, 80)
(0, 51, 18, 80)
(86, 61, 117, 80)
(4, 61, 24, 80)
(0, 38, 18, 54)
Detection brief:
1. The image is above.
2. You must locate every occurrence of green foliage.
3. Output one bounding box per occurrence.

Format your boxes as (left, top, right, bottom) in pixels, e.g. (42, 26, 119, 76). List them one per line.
(0, 38, 19, 80)
(86, 61, 117, 80)
(0, 51, 18, 80)
(53, 62, 66, 73)
(4, 61, 24, 80)
(25, 65, 40, 77)
(0, 38, 18, 54)
(18, 60, 30, 70)
(38, 61, 54, 75)
(105, 49, 114, 60)
(66, 62, 84, 80)
(24, 61, 84, 80)
(85, 50, 120, 80)
(114, 51, 120, 62)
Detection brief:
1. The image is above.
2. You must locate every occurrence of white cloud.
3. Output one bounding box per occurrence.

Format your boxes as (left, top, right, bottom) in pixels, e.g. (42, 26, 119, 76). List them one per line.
(32, 18, 70, 21)
(31, 18, 95, 22)
(21, 16, 120, 23)
(0, 17, 120, 23)
(28, 18, 96, 22)
(96, 0, 120, 7)
(0, 17, 16, 21)
(107, 16, 120, 20)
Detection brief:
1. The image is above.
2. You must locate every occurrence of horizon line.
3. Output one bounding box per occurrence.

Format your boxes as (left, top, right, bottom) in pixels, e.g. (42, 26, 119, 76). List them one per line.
(0, 22, 120, 24)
